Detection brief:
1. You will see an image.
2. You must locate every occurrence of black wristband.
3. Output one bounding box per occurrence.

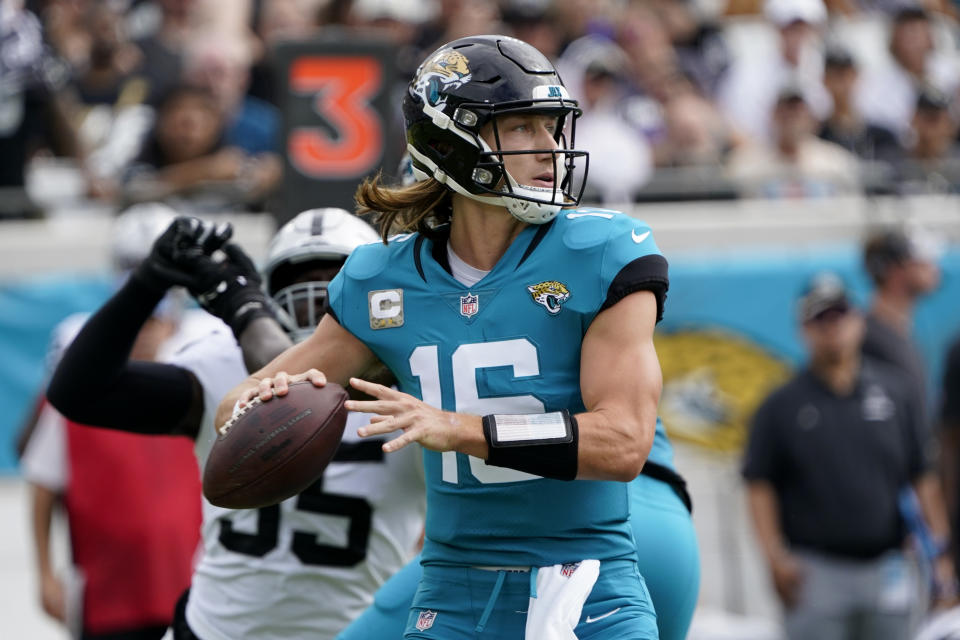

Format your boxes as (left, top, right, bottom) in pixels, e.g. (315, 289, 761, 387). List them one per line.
(227, 295, 275, 339)
(482, 410, 579, 481)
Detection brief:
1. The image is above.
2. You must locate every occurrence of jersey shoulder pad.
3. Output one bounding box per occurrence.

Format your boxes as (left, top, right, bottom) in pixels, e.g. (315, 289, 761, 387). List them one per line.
(558, 208, 632, 251)
(589, 213, 668, 319)
(342, 234, 416, 281)
(330, 233, 419, 325)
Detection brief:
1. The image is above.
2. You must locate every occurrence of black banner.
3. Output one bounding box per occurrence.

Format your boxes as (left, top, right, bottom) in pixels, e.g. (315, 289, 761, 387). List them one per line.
(275, 35, 399, 225)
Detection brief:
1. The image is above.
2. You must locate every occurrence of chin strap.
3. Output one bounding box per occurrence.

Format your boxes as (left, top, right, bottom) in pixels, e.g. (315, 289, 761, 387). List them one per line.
(500, 170, 565, 224)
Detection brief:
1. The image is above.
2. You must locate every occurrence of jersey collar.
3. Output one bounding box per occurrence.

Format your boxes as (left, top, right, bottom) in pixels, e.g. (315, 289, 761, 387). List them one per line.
(412, 220, 556, 286)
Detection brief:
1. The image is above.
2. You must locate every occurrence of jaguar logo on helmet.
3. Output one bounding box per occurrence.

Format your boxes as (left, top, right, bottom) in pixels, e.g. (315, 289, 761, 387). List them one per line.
(412, 49, 472, 108)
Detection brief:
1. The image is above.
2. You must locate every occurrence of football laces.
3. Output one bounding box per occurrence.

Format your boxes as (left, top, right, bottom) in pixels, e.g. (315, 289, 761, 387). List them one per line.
(218, 396, 263, 436)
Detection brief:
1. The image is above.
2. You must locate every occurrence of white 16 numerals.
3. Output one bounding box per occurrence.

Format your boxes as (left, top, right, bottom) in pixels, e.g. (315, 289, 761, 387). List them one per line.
(409, 339, 544, 484)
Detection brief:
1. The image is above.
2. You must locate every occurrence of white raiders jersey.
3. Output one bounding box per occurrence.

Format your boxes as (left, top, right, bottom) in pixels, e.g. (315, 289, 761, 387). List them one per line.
(166, 323, 426, 640)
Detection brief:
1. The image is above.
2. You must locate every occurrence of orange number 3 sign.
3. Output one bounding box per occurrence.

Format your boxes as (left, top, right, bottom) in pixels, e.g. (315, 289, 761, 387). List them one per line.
(288, 57, 384, 178)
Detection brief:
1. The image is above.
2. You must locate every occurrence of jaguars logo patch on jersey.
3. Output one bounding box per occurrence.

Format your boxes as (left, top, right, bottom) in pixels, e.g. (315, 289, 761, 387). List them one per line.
(412, 50, 472, 108)
(527, 281, 570, 315)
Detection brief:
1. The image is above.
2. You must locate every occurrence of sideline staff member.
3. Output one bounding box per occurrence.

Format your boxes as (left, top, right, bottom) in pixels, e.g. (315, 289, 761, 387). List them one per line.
(743, 273, 953, 640)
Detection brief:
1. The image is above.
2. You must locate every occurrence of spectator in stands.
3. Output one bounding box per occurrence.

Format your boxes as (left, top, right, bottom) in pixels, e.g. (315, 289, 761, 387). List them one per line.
(502, 1, 564, 61)
(573, 40, 653, 203)
(896, 88, 960, 192)
(68, 3, 155, 196)
(818, 46, 902, 165)
(743, 272, 954, 640)
(132, 0, 196, 105)
(726, 85, 861, 197)
(718, 0, 831, 143)
(651, 0, 731, 97)
(856, 6, 960, 140)
(123, 85, 280, 211)
(248, 0, 317, 106)
(552, 0, 619, 50)
(0, 2, 78, 217)
(618, 0, 681, 105)
(907, 89, 959, 164)
(410, 0, 500, 58)
(40, 0, 96, 70)
(658, 86, 738, 167)
(184, 36, 280, 156)
(72, 3, 145, 107)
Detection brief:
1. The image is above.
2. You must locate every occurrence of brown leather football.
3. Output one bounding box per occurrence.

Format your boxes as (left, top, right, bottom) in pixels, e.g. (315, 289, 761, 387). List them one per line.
(203, 381, 348, 509)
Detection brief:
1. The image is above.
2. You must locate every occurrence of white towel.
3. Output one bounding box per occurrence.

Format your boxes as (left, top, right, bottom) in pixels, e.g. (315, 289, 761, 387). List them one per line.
(525, 559, 600, 640)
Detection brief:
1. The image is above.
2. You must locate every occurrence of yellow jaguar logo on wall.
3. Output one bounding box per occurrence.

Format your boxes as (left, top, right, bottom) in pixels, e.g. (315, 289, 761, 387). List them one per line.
(656, 329, 792, 452)
(527, 281, 570, 315)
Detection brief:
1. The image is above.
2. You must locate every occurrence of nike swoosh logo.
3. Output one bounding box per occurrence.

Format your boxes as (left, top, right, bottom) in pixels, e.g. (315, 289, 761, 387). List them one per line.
(585, 607, 621, 624)
(631, 230, 650, 244)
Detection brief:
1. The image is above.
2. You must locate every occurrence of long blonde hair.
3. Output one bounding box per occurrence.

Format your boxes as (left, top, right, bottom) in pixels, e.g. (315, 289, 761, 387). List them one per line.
(355, 172, 452, 242)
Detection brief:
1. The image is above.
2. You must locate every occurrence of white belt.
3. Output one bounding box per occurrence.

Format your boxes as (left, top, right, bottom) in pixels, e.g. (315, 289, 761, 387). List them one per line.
(473, 565, 532, 572)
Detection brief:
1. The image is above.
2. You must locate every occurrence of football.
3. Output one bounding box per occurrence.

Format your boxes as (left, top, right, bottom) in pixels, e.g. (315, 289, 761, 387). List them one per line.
(203, 381, 349, 509)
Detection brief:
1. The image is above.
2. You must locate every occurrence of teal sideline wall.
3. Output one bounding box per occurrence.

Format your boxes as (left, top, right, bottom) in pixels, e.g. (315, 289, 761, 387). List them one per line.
(1, 246, 959, 473)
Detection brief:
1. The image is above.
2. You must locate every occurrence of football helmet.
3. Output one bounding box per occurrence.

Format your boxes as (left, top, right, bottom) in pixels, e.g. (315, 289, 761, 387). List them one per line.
(403, 35, 589, 224)
(263, 208, 379, 342)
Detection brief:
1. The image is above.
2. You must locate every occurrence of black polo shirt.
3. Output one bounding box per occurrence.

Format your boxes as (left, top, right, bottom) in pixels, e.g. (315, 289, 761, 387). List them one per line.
(863, 312, 929, 428)
(742, 358, 929, 559)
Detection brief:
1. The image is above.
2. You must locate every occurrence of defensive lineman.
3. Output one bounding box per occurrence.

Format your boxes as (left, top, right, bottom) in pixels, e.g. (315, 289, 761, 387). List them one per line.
(48, 209, 425, 639)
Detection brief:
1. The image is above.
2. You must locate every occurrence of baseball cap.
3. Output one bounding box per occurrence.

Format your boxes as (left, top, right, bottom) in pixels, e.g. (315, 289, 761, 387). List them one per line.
(798, 272, 851, 323)
(765, 0, 827, 27)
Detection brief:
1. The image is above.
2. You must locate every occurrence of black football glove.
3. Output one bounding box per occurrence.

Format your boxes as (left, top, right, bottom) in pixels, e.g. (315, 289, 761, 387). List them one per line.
(132, 216, 233, 294)
(192, 243, 276, 340)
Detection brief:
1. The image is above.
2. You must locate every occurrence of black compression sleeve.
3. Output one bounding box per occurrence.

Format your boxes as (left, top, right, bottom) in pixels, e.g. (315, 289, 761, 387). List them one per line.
(46, 278, 200, 436)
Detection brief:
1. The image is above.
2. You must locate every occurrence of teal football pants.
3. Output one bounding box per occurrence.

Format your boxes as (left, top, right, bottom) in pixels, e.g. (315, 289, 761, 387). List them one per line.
(336, 474, 698, 640)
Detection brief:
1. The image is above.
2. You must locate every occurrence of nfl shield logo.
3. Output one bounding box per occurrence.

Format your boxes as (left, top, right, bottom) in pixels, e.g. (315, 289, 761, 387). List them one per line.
(416, 610, 437, 631)
(560, 562, 581, 578)
(460, 293, 479, 317)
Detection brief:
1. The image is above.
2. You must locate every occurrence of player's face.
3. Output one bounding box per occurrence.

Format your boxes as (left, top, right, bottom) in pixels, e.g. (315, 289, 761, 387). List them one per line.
(282, 264, 343, 330)
(482, 113, 562, 190)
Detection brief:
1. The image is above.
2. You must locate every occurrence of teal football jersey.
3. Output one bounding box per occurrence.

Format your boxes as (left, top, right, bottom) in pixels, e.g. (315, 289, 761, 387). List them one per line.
(328, 208, 669, 567)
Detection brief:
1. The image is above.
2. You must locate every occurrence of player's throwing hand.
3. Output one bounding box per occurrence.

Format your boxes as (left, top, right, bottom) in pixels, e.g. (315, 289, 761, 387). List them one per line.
(348, 377, 483, 455)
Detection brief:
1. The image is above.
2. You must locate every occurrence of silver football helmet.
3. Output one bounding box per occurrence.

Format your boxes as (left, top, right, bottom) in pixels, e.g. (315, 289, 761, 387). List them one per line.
(263, 208, 379, 342)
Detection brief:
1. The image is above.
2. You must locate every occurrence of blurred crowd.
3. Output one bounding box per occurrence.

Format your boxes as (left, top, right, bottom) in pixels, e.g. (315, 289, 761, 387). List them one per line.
(2, 0, 960, 218)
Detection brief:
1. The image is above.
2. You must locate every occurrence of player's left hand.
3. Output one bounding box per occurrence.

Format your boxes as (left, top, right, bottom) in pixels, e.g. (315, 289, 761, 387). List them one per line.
(348, 378, 472, 454)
